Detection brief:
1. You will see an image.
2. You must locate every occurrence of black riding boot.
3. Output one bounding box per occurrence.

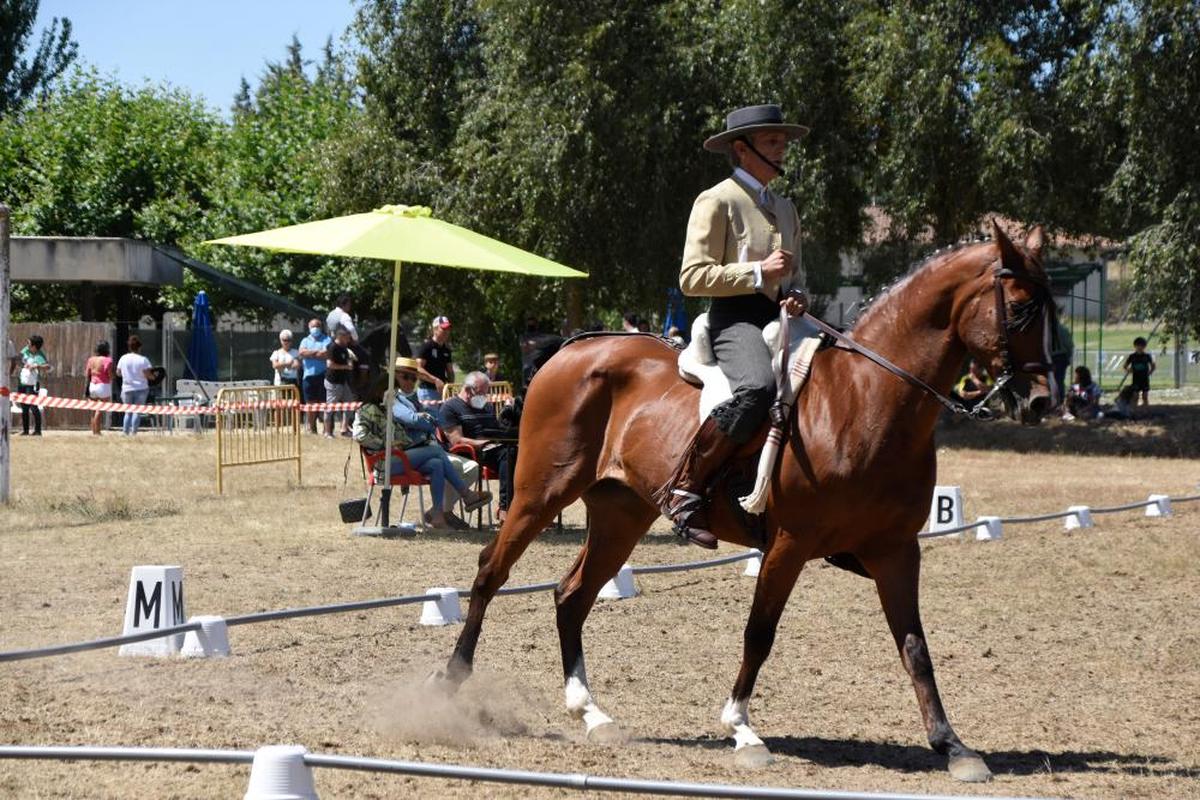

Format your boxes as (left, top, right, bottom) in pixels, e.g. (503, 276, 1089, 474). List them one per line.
(658, 417, 740, 549)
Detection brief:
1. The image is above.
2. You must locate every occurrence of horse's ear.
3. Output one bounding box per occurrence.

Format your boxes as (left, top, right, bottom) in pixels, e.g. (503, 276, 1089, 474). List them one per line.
(1025, 225, 1046, 263)
(992, 219, 1024, 273)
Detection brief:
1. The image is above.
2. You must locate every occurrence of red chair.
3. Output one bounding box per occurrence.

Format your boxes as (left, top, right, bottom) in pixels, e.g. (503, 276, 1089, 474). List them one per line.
(443, 438, 501, 529)
(359, 446, 429, 526)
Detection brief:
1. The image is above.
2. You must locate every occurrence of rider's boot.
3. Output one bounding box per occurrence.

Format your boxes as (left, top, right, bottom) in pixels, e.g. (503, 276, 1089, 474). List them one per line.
(659, 417, 740, 549)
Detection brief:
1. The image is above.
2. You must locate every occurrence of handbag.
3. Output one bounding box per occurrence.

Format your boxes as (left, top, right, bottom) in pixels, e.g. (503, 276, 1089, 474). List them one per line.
(339, 497, 369, 524)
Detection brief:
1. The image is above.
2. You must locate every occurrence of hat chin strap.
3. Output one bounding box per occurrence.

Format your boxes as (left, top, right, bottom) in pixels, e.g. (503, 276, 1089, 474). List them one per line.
(738, 136, 787, 180)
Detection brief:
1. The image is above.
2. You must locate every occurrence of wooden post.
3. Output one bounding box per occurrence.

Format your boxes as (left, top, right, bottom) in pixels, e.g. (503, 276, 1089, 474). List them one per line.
(1, 204, 11, 504)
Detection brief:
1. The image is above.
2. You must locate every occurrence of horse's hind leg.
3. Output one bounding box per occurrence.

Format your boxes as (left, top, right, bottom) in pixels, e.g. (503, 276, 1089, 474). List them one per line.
(865, 541, 992, 783)
(557, 481, 656, 742)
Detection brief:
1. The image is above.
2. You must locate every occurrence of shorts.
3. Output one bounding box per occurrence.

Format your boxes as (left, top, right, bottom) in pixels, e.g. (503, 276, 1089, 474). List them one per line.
(88, 382, 112, 400)
(1131, 376, 1150, 392)
(324, 380, 354, 403)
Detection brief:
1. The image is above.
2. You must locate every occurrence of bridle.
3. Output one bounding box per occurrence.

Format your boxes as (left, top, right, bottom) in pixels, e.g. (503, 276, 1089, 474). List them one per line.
(803, 259, 1056, 420)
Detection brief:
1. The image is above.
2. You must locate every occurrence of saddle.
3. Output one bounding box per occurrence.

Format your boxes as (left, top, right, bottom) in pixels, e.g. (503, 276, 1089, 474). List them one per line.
(677, 311, 823, 513)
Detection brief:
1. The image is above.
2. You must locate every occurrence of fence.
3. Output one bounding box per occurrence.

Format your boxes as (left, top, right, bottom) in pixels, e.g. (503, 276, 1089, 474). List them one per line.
(214, 384, 301, 493)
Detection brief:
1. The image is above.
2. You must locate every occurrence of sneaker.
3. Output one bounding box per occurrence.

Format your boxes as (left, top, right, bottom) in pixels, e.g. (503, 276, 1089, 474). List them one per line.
(323, 433, 335, 439)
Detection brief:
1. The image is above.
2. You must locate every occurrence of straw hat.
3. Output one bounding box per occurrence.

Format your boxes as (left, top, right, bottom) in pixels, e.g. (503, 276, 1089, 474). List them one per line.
(394, 356, 421, 374)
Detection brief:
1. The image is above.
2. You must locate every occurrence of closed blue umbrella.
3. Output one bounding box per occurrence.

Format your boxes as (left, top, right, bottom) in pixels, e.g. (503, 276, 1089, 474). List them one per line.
(186, 291, 218, 381)
(663, 287, 689, 341)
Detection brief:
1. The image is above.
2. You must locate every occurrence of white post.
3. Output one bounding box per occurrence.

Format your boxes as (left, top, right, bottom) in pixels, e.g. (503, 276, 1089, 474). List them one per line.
(1145, 494, 1173, 517)
(419, 587, 463, 626)
(243, 745, 318, 800)
(1, 204, 10, 505)
(975, 516, 1003, 541)
(598, 564, 638, 599)
(926, 486, 965, 536)
(1064, 505, 1094, 531)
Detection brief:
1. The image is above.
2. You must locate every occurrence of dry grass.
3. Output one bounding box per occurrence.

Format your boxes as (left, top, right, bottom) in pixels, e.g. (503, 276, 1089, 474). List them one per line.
(0, 424, 1198, 799)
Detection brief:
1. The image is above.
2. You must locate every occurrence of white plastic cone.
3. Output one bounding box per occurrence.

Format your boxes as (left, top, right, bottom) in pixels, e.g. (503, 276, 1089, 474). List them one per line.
(180, 615, 231, 658)
(598, 564, 637, 599)
(419, 588, 463, 626)
(243, 745, 317, 800)
(975, 516, 1003, 541)
(1145, 494, 1172, 517)
(1064, 505, 1093, 531)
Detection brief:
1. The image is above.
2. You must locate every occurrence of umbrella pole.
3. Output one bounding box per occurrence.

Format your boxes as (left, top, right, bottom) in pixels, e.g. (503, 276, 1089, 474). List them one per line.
(379, 260, 402, 527)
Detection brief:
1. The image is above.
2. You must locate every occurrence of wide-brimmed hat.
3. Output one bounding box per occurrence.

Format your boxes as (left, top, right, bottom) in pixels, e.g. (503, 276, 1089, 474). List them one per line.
(703, 104, 809, 153)
(394, 356, 421, 374)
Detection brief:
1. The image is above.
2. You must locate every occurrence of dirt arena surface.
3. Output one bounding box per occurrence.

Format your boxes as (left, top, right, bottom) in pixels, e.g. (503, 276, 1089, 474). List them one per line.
(1, 415, 1197, 799)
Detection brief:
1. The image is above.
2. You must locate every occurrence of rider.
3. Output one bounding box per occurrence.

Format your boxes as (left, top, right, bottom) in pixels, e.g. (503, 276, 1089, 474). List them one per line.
(660, 104, 810, 549)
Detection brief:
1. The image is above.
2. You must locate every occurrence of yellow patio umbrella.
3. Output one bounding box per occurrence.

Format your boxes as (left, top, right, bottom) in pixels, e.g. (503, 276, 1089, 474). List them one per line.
(207, 204, 586, 532)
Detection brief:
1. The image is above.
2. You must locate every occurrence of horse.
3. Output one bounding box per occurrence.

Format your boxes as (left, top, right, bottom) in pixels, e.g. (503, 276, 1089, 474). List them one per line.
(438, 223, 1055, 783)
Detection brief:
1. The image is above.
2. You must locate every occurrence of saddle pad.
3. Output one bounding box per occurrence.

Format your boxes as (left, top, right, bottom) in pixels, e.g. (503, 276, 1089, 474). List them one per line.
(679, 312, 822, 422)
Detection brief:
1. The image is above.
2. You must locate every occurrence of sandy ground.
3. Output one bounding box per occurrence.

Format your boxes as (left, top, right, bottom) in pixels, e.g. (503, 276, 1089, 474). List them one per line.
(0, 416, 1197, 799)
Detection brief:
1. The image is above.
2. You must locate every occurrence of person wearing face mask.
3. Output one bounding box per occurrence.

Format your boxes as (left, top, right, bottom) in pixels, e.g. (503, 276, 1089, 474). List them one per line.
(298, 318, 332, 435)
(440, 371, 517, 522)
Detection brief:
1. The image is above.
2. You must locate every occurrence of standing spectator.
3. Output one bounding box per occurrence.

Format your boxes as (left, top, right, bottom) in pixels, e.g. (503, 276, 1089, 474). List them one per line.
(621, 311, 640, 332)
(325, 294, 358, 343)
(416, 315, 454, 403)
(1123, 336, 1156, 407)
(482, 352, 503, 383)
(17, 335, 51, 436)
(85, 340, 114, 436)
(324, 326, 357, 438)
(270, 330, 300, 392)
(1064, 366, 1103, 420)
(1050, 315, 1073, 408)
(298, 318, 331, 434)
(116, 335, 155, 436)
(441, 371, 516, 522)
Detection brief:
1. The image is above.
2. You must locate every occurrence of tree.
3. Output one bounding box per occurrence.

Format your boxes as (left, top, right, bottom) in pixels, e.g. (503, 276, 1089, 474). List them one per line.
(0, 69, 221, 321)
(0, 0, 77, 116)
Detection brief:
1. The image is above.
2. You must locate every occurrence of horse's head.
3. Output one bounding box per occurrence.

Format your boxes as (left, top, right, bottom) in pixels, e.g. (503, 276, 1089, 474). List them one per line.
(955, 222, 1055, 424)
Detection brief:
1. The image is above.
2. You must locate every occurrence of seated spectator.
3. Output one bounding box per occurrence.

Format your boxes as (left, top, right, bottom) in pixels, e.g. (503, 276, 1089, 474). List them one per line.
(417, 315, 454, 403)
(1064, 366, 1102, 420)
(482, 352, 503, 383)
(441, 371, 517, 522)
(666, 326, 686, 347)
(270, 330, 300, 392)
(953, 359, 992, 410)
(354, 372, 490, 530)
(324, 326, 359, 438)
(1107, 385, 1138, 420)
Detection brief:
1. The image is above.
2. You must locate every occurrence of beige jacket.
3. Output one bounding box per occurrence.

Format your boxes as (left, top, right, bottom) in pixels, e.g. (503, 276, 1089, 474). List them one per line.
(679, 175, 804, 299)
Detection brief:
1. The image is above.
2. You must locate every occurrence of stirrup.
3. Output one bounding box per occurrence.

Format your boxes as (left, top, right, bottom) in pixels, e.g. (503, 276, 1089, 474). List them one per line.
(666, 489, 705, 542)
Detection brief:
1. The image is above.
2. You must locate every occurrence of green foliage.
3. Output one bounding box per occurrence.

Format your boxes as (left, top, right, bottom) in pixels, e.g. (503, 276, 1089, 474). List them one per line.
(0, 0, 77, 115)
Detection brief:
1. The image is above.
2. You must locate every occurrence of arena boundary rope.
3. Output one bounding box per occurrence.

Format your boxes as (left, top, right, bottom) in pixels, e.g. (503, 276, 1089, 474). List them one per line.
(0, 744, 1054, 800)
(0, 491, 1195, 664)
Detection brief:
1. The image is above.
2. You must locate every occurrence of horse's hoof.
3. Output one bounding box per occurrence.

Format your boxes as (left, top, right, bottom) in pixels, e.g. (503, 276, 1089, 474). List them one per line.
(423, 669, 460, 695)
(733, 744, 774, 769)
(948, 754, 992, 783)
(586, 721, 626, 745)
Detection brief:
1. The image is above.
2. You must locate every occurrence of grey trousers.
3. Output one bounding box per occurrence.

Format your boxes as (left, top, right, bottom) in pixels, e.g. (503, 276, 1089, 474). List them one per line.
(709, 319, 776, 443)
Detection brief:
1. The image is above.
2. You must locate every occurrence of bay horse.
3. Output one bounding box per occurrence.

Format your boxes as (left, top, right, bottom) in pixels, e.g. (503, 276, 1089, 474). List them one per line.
(440, 223, 1055, 782)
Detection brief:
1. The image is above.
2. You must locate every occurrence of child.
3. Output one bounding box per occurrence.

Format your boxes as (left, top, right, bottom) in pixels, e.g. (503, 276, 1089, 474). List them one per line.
(1123, 336, 1156, 407)
(1064, 366, 1102, 420)
(18, 335, 51, 435)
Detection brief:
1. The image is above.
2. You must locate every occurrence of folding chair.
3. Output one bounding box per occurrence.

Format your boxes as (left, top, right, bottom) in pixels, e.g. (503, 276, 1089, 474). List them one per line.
(359, 447, 430, 526)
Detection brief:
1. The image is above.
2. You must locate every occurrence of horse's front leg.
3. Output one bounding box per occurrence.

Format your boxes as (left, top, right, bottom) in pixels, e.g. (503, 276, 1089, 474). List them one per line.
(866, 540, 992, 783)
(722, 536, 807, 768)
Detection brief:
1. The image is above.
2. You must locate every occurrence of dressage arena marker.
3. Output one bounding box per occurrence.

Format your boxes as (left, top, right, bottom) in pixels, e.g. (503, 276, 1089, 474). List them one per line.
(0, 744, 1054, 800)
(1064, 505, 1094, 531)
(1145, 494, 1172, 517)
(117, 566, 185, 657)
(597, 563, 638, 599)
(180, 616, 230, 658)
(926, 485, 965, 535)
(2, 491, 1198, 666)
(215, 384, 302, 494)
(419, 588, 463, 626)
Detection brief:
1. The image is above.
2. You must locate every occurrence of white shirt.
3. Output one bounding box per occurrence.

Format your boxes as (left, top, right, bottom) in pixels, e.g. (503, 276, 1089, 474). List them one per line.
(325, 307, 357, 341)
(733, 167, 769, 289)
(270, 347, 300, 383)
(117, 353, 152, 392)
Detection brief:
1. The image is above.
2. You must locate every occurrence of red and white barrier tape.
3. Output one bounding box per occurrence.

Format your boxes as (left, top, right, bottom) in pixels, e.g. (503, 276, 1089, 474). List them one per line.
(5, 391, 362, 416)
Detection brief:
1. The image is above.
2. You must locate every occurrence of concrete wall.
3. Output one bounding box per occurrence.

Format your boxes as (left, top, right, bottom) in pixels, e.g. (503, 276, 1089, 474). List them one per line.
(11, 237, 182, 286)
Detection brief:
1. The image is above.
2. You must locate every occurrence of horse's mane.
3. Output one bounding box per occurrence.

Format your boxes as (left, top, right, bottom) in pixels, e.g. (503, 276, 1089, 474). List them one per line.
(850, 237, 992, 333)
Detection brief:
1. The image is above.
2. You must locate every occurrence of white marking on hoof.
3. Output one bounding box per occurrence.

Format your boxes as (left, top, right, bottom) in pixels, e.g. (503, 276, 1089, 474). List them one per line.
(720, 697, 767, 751)
(586, 720, 626, 744)
(733, 743, 774, 769)
(565, 664, 616, 739)
(948, 754, 993, 783)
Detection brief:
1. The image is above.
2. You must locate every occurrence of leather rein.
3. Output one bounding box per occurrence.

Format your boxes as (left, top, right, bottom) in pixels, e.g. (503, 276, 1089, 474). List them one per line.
(802, 263, 1055, 420)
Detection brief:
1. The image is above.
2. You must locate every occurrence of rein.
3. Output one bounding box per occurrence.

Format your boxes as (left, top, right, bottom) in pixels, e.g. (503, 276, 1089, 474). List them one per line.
(802, 262, 1055, 421)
